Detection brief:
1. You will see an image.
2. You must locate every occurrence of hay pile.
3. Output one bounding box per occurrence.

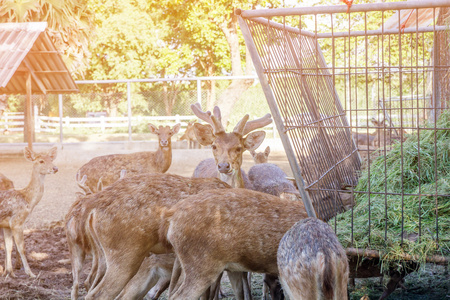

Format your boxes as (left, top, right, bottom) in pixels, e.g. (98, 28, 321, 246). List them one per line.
(332, 110, 450, 267)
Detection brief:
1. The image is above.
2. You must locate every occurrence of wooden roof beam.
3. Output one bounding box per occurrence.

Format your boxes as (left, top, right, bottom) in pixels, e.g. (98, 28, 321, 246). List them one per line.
(23, 57, 47, 94)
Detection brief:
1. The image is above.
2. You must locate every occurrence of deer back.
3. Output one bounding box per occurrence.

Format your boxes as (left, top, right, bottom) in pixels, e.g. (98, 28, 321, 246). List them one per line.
(277, 218, 349, 300)
(161, 188, 307, 275)
(248, 163, 297, 196)
(77, 123, 180, 192)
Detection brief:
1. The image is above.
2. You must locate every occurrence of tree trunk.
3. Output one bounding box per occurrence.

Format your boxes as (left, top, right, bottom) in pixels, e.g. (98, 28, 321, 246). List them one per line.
(216, 14, 254, 126)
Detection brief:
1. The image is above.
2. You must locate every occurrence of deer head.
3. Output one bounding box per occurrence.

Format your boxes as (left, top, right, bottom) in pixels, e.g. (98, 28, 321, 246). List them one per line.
(149, 123, 181, 148)
(191, 103, 272, 187)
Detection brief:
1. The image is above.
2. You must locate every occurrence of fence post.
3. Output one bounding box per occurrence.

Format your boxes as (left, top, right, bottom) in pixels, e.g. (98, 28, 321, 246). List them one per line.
(127, 81, 132, 142)
(58, 94, 63, 147)
(197, 79, 202, 104)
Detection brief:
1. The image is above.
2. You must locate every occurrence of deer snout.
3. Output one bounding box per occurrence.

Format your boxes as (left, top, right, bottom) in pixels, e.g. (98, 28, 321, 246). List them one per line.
(52, 166, 58, 173)
(160, 140, 169, 147)
(217, 162, 231, 174)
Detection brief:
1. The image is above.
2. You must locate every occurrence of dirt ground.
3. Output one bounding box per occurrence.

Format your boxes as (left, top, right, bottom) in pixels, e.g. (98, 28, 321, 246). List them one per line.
(0, 142, 448, 299)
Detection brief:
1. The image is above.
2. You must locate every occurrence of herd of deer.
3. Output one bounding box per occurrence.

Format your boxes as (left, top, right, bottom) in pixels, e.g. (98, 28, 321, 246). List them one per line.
(0, 103, 352, 300)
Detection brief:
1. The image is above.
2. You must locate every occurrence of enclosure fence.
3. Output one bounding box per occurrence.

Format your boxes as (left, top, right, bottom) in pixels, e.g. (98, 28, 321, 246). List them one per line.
(238, 0, 450, 268)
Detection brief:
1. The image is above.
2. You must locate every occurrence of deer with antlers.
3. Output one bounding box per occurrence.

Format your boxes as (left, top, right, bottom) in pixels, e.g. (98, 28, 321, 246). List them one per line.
(190, 103, 273, 299)
(77, 123, 180, 193)
(0, 147, 58, 278)
(191, 103, 272, 189)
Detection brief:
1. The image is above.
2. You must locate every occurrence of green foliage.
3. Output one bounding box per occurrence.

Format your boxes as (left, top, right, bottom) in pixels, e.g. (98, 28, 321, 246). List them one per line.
(332, 109, 450, 269)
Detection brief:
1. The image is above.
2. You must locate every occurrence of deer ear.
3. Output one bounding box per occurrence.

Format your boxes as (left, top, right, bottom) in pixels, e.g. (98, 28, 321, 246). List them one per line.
(265, 146, 271, 156)
(243, 131, 266, 152)
(172, 123, 181, 135)
(250, 150, 256, 157)
(47, 147, 58, 161)
(193, 123, 215, 146)
(23, 147, 36, 161)
(148, 123, 158, 134)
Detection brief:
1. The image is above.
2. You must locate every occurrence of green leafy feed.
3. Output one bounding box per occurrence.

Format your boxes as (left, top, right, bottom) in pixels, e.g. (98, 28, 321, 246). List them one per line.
(331, 110, 450, 268)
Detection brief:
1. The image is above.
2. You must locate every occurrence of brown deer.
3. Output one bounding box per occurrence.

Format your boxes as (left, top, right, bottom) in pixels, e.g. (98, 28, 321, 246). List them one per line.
(277, 218, 349, 300)
(250, 146, 270, 164)
(159, 188, 308, 299)
(191, 103, 272, 299)
(0, 147, 58, 278)
(77, 123, 180, 192)
(191, 103, 272, 188)
(178, 121, 199, 149)
(65, 173, 230, 300)
(0, 173, 14, 190)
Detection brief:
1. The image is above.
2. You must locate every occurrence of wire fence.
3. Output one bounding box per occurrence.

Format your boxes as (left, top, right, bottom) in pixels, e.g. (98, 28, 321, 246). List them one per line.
(0, 76, 279, 144)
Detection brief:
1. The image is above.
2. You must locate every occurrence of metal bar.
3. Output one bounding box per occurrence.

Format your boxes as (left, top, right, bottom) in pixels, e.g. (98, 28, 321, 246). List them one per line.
(127, 81, 132, 142)
(75, 75, 258, 85)
(58, 94, 63, 147)
(237, 0, 450, 18)
(238, 15, 317, 219)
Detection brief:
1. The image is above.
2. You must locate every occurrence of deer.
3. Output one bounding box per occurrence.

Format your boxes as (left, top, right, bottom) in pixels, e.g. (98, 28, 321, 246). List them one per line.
(190, 103, 273, 299)
(0, 173, 14, 190)
(158, 188, 308, 299)
(77, 123, 180, 192)
(250, 146, 270, 164)
(66, 171, 124, 300)
(65, 173, 230, 300)
(178, 121, 199, 149)
(277, 217, 349, 300)
(0, 146, 58, 278)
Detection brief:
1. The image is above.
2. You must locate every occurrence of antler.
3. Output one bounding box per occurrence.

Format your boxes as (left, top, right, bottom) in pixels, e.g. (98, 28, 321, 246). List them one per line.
(190, 103, 225, 134)
(242, 113, 272, 135)
(76, 171, 94, 195)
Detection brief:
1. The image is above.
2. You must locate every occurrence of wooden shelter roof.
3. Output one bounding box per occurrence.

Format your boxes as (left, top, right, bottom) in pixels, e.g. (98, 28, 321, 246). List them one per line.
(0, 22, 78, 95)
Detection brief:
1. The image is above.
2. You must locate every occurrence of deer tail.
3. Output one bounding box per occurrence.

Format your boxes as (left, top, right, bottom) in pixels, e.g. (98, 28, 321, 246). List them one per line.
(158, 208, 175, 251)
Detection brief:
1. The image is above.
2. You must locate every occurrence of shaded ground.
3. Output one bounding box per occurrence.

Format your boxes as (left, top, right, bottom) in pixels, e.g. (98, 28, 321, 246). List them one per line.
(0, 142, 448, 299)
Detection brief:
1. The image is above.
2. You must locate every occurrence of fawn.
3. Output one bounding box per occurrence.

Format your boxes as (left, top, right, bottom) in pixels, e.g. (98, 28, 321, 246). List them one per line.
(64, 173, 230, 300)
(159, 188, 308, 299)
(77, 123, 180, 192)
(0, 146, 58, 277)
(250, 146, 270, 164)
(277, 218, 349, 300)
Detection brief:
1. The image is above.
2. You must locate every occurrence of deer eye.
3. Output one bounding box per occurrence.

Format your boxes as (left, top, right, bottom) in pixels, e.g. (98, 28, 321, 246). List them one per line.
(211, 144, 217, 150)
(235, 147, 242, 153)
(39, 159, 45, 164)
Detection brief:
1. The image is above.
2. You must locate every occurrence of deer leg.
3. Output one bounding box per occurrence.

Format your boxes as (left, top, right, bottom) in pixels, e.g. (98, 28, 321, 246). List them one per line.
(168, 257, 183, 297)
(169, 265, 222, 300)
(3, 228, 15, 277)
(69, 244, 86, 300)
(227, 271, 251, 300)
(11, 227, 35, 278)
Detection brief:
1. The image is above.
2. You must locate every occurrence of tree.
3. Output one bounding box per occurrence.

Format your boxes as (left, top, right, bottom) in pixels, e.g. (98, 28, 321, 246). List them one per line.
(0, 0, 95, 77)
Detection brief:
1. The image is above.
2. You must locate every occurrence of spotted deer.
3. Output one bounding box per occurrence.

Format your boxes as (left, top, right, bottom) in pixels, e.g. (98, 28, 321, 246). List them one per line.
(66, 171, 124, 300)
(191, 103, 273, 299)
(68, 173, 230, 300)
(250, 146, 270, 164)
(191, 103, 272, 189)
(77, 123, 180, 192)
(277, 218, 349, 300)
(0, 147, 58, 278)
(159, 188, 308, 299)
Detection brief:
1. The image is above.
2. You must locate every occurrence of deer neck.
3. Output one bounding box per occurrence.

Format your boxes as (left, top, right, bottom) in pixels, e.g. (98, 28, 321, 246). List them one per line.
(153, 142, 172, 173)
(23, 168, 46, 209)
(219, 168, 245, 188)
